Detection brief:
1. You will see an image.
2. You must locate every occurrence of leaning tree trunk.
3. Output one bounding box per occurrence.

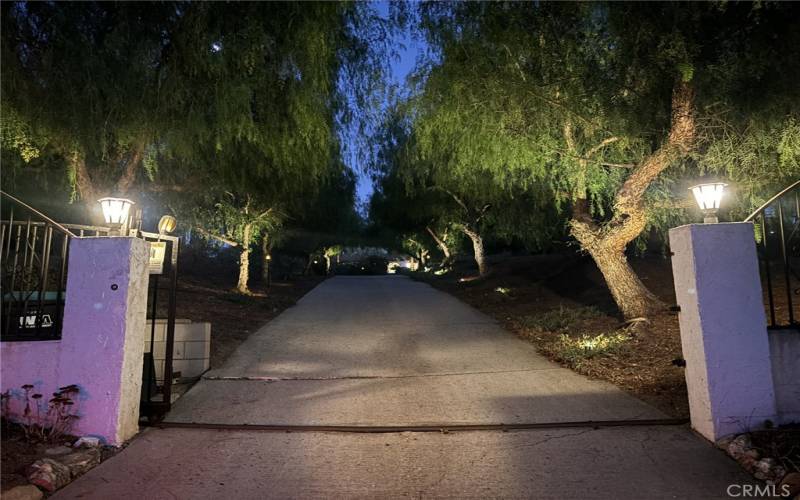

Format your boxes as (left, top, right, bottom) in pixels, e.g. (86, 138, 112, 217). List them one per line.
(237, 223, 252, 294)
(461, 226, 489, 277)
(573, 225, 662, 319)
(426, 226, 451, 265)
(565, 78, 695, 320)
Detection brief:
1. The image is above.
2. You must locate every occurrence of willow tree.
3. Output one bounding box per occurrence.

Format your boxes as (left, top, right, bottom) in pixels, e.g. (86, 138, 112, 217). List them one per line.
(370, 107, 559, 275)
(408, 2, 800, 319)
(1, 2, 178, 209)
(2, 2, 391, 219)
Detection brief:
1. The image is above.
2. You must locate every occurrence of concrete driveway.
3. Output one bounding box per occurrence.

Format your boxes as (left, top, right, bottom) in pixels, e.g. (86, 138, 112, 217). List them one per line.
(55, 276, 753, 499)
(167, 276, 663, 425)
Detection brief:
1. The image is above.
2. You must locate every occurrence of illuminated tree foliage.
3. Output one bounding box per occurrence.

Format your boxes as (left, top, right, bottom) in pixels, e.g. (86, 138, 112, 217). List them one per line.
(1, 1, 388, 211)
(400, 2, 800, 318)
(369, 110, 559, 275)
(2, 1, 390, 292)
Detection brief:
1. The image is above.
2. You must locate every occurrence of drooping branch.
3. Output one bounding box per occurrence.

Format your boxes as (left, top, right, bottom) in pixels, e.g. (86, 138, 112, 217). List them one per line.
(70, 151, 97, 203)
(194, 227, 239, 247)
(585, 136, 621, 157)
(436, 186, 470, 214)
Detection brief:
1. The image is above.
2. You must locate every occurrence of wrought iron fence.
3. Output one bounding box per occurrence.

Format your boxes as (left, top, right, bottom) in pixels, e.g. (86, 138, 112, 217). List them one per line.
(1, 191, 80, 341)
(745, 180, 800, 329)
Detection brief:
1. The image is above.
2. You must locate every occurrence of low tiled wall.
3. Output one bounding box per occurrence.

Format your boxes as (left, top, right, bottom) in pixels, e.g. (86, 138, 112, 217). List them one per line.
(144, 319, 211, 382)
(768, 329, 800, 424)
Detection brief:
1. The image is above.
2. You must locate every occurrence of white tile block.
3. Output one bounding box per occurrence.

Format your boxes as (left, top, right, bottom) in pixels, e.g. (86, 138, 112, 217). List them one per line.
(172, 358, 208, 378)
(184, 341, 208, 360)
(173, 341, 185, 360)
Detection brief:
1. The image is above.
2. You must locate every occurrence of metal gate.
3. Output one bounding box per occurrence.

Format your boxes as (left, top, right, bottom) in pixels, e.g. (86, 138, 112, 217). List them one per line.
(139, 230, 179, 421)
(0, 191, 179, 421)
(744, 180, 800, 329)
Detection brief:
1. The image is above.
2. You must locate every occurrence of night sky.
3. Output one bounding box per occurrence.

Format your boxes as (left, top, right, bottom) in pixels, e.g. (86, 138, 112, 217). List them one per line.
(348, 2, 422, 214)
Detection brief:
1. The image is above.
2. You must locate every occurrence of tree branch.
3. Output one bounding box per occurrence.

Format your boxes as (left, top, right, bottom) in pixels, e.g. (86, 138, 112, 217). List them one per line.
(433, 186, 470, 214)
(116, 142, 145, 195)
(585, 136, 621, 157)
(194, 227, 239, 247)
(555, 149, 635, 168)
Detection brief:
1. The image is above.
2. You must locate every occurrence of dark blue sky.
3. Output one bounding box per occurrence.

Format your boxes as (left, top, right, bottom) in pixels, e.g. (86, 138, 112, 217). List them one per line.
(348, 1, 422, 213)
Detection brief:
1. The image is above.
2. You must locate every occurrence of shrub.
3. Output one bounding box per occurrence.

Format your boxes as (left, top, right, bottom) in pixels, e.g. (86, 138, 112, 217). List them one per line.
(552, 332, 630, 367)
(521, 305, 602, 332)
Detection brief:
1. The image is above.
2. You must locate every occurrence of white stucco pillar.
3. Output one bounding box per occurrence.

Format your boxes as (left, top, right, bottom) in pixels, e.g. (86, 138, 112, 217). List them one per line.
(669, 223, 777, 442)
(59, 237, 150, 445)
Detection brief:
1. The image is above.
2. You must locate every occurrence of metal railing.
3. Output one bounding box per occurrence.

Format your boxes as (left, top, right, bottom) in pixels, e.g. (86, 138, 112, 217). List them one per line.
(745, 180, 800, 329)
(1, 192, 80, 341)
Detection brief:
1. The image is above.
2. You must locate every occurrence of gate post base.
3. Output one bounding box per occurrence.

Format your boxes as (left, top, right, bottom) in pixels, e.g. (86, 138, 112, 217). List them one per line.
(669, 223, 777, 442)
(59, 237, 150, 445)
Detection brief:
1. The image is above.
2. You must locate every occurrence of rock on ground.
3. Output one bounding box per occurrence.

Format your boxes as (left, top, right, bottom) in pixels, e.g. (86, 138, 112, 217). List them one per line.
(58, 448, 101, 477)
(26, 459, 70, 492)
(1, 485, 44, 500)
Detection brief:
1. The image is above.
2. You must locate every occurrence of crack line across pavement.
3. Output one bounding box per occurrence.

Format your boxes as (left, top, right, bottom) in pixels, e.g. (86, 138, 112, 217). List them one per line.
(152, 419, 690, 434)
(202, 367, 563, 382)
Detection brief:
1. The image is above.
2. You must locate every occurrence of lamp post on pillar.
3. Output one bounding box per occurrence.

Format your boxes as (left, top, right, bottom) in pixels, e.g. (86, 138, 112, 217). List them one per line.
(98, 197, 135, 236)
(689, 182, 727, 223)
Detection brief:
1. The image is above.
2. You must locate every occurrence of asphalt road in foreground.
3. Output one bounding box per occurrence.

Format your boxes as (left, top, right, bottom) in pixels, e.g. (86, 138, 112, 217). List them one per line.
(55, 276, 753, 499)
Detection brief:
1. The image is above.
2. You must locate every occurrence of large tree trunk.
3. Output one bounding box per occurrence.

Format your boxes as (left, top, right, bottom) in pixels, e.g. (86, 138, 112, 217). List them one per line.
(574, 228, 661, 319)
(237, 223, 252, 294)
(69, 144, 144, 223)
(565, 78, 695, 319)
(426, 226, 451, 265)
(461, 225, 489, 276)
(324, 255, 331, 275)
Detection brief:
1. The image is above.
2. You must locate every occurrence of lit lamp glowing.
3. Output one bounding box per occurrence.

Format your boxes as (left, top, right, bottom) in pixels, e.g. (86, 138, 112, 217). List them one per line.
(98, 197, 135, 235)
(158, 215, 177, 235)
(689, 182, 727, 223)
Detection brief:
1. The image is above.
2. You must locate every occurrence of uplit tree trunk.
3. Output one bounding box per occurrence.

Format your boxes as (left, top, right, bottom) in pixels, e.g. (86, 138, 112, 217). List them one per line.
(69, 143, 145, 219)
(237, 222, 252, 294)
(565, 78, 695, 319)
(426, 225, 452, 265)
(324, 255, 331, 275)
(442, 190, 492, 277)
(461, 225, 488, 277)
(261, 235, 271, 284)
(419, 248, 430, 268)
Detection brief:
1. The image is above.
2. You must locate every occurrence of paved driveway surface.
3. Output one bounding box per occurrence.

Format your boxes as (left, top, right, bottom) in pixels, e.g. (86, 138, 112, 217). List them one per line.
(55, 276, 752, 499)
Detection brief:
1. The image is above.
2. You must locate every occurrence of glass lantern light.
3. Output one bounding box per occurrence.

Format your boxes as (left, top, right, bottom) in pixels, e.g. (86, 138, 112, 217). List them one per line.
(689, 183, 727, 223)
(158, 215, 177, 235)
(98, 197, 135, 234)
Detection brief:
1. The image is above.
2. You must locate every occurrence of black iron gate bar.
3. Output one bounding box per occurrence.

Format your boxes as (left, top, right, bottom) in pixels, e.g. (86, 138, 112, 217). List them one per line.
(138, 230, 180, 420)
(745, 180, 800, 329)
(1, 191, 77, 341)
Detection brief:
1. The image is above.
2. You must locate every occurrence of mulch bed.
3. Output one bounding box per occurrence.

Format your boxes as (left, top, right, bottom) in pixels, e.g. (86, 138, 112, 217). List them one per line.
(413, 253, 690, 418)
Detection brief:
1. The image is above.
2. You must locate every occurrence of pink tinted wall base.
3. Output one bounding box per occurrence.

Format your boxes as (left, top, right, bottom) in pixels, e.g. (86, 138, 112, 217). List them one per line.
(1, 237, 149, 445)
